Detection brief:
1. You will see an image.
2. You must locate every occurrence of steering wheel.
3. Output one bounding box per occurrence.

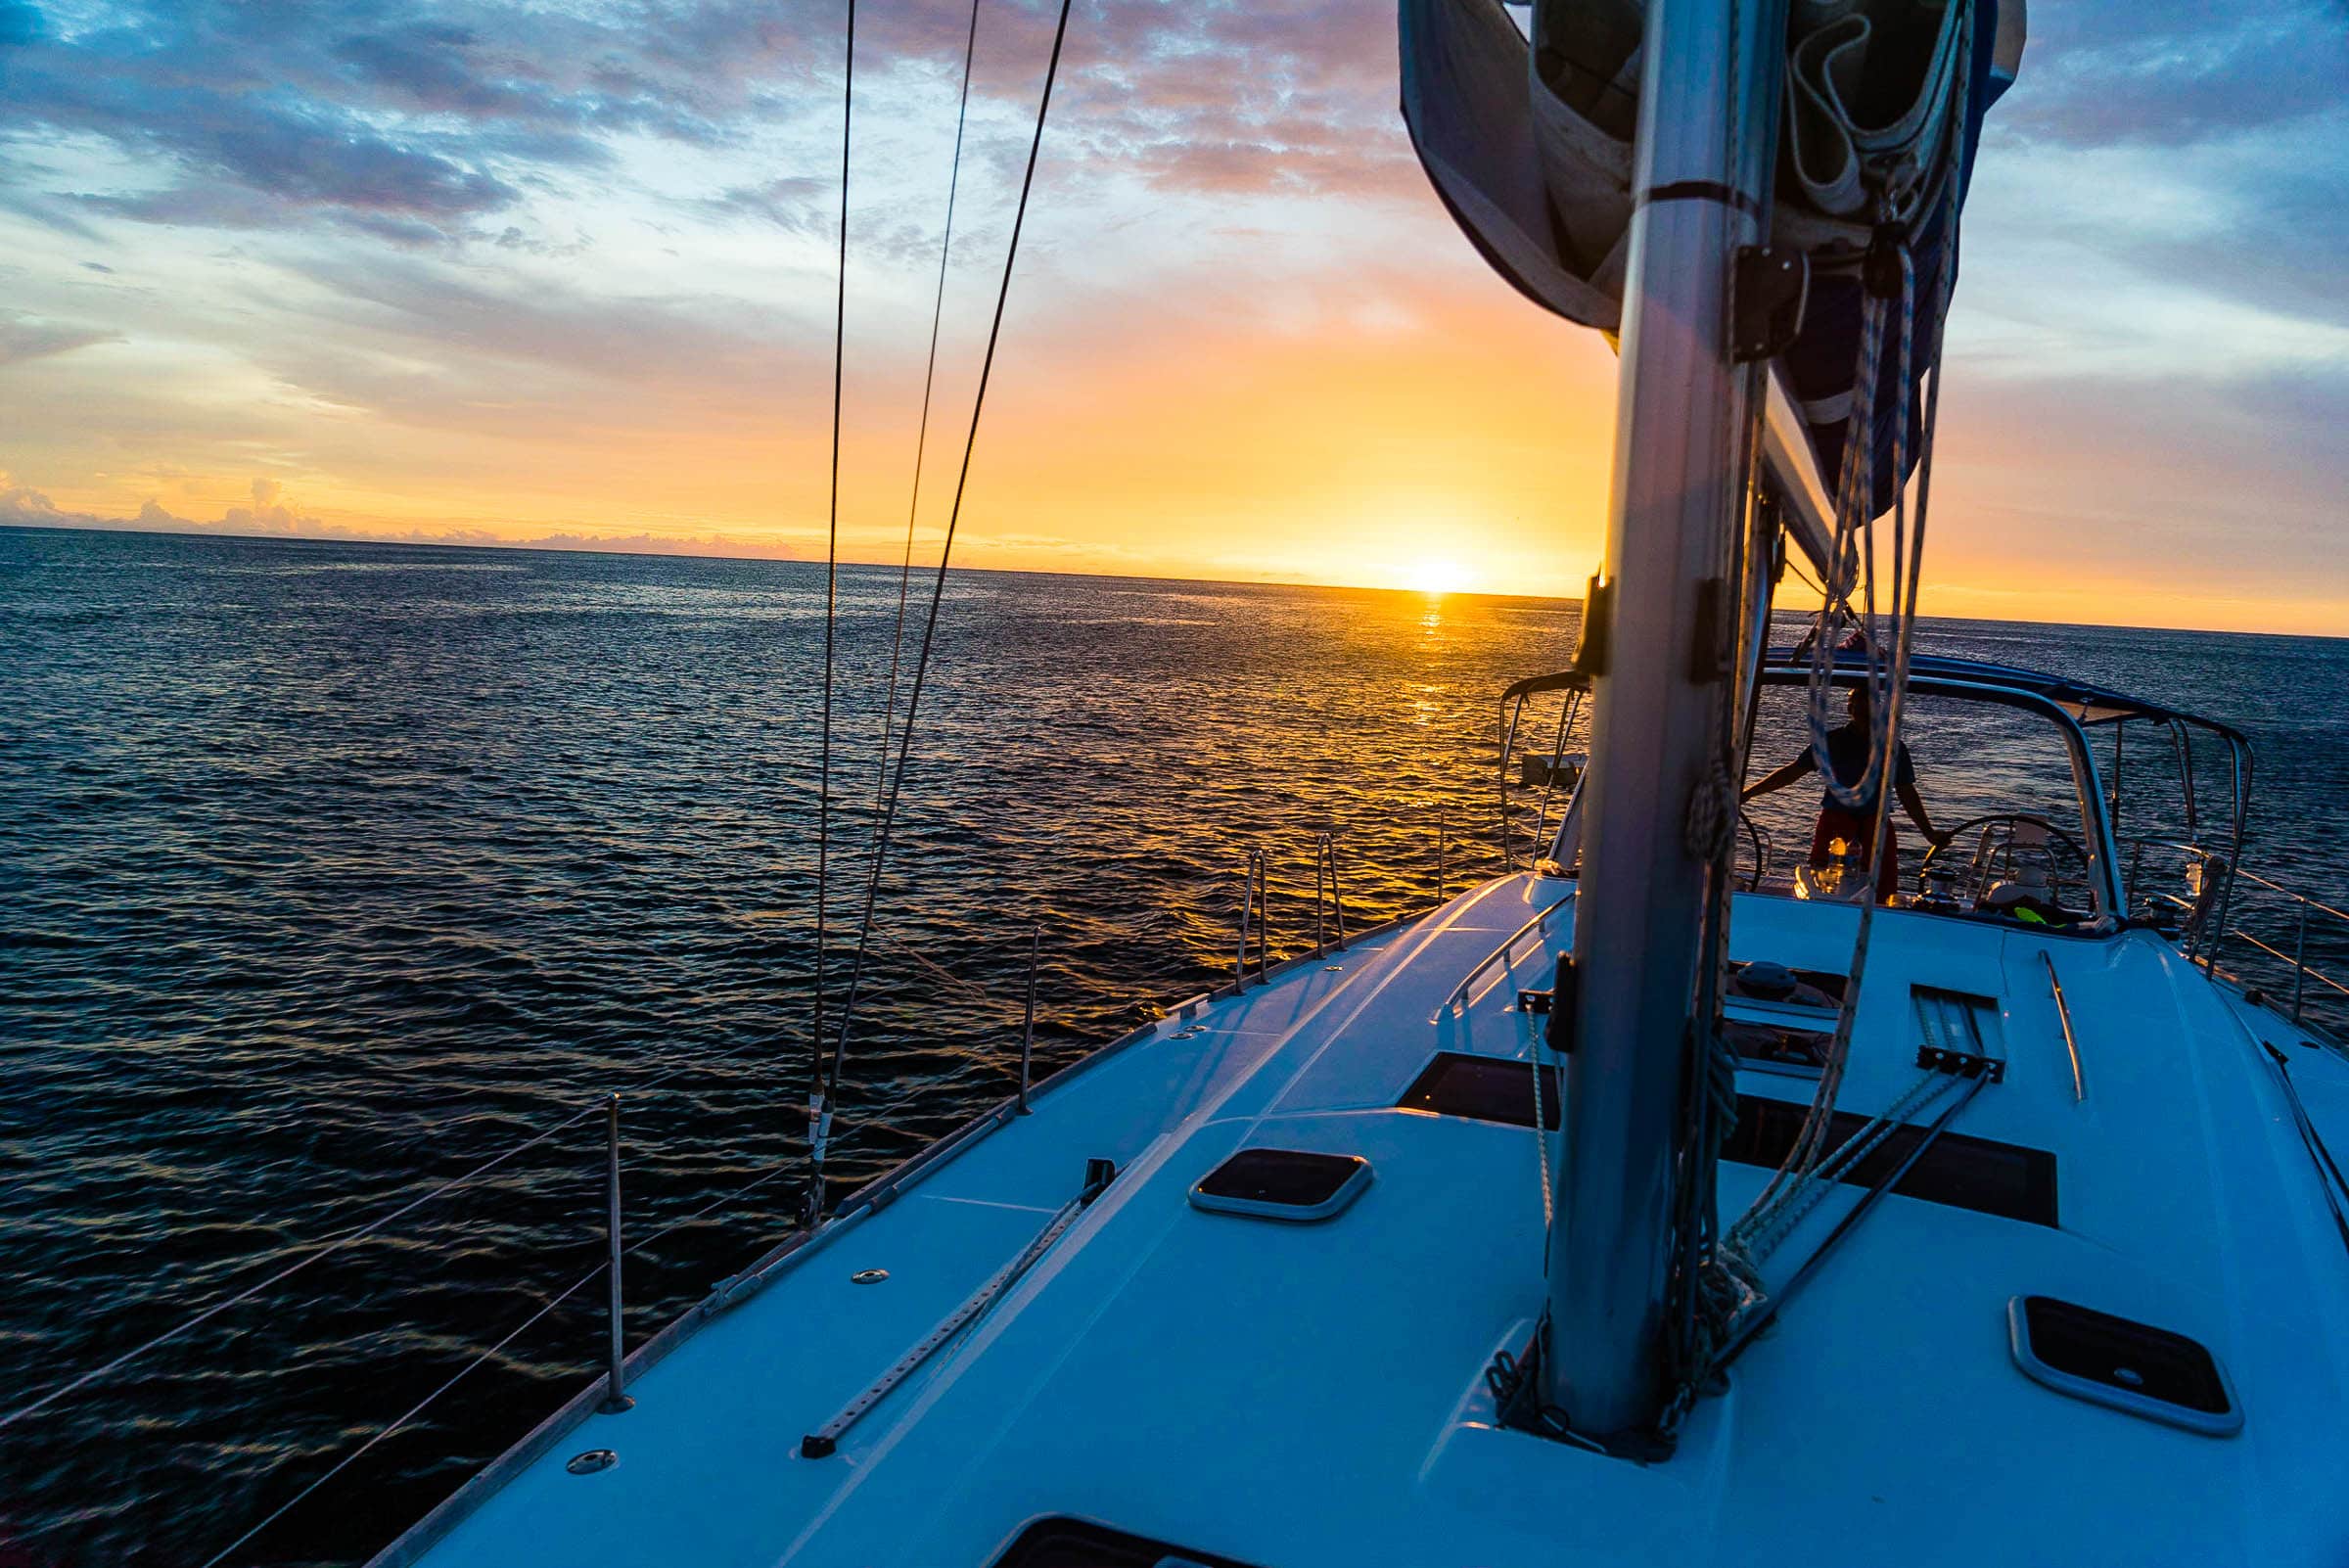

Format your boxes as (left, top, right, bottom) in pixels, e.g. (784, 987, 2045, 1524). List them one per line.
(1735, 808, 1771, 893)
(1917, 813, 2091, 908)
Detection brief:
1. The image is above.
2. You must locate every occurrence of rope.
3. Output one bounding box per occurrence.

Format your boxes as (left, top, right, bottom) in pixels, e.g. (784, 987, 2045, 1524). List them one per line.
(1664, 348, 1769, 1407)
(1735, 1065, 1958, 1265)
(804, 0, 857, 1222)
(1529, 1033, 1555, 1267)
(1730, 263, 1910, 1240)
(810, 0, 1080, 1194)
(1802, 287, 1893, 811)
(1723, 0, 1973, 1276)
(873, 0, 984, 825)
(1710, 1067, 1990, 1377)
(1683, 756, 1740, 862)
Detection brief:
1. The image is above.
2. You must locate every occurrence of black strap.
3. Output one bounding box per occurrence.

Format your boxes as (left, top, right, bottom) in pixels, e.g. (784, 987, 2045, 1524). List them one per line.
(1637, 179, 1765, 221)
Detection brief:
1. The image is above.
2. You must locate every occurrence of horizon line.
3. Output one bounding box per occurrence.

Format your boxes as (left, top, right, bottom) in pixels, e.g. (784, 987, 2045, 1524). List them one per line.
(5, 519, 2341, 645)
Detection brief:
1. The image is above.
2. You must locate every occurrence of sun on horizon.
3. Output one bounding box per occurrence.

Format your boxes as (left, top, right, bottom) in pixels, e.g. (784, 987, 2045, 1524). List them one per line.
(1403, 557, 1473, 597)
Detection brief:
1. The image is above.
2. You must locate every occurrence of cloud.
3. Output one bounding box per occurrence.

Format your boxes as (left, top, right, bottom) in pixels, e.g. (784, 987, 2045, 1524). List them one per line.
(0, 470, 97, 526)
(0, 312, 119, 364)
(1058, 0, 1416, 201)
(0, 472, 818, 560)
(255, 251, 828, 404)
(1993, 3, 2347, 151)
(0, 0, 1420, 252)
(1923, 0, 2349, 452)
(701, 174, 835, 234)
(0, 1, 2340, 633)
(1, 472, 336, 539)
(0, 1, 700, 241)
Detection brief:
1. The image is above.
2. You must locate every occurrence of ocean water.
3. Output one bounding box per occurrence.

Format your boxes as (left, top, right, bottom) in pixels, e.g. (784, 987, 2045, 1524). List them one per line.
(3, 525, 2343, 1566)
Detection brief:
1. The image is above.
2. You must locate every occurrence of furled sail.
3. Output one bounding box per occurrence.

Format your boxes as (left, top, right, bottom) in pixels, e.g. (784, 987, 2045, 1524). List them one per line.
(1400, 0, 2024, 519)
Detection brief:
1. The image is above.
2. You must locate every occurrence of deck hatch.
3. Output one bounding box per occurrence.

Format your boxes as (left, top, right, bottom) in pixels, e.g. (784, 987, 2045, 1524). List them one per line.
(2007, 1296, 2240, 1436)
(1190, 1149, 1371, 1222)
(1398, 1051, 1560, 1130)
(1726, 1093, 2057, 1224)
(992, 1519, 1265, 1567)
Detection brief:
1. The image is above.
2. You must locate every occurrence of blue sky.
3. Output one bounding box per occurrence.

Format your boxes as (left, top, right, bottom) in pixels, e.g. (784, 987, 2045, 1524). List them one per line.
(0, 0, 2343, 630)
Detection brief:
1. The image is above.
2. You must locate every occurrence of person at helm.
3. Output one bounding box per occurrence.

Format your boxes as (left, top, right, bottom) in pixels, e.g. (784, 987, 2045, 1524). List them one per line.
(1742, 684, 1949, 901)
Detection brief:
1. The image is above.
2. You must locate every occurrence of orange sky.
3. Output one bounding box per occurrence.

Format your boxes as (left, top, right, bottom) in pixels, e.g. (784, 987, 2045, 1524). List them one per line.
(2, 1, 2343, 635)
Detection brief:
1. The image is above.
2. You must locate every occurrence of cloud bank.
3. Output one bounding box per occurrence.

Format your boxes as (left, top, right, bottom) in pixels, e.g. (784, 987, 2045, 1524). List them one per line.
(0, 0, 2341, 629)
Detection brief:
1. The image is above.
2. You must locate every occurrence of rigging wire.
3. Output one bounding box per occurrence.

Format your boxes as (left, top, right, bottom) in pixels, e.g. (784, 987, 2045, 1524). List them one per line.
(874, 0, 986, 823)
(805, 0, 857, 1222)
(807, 0, 1080, 1210)
(192, 1258, 608, 1568)
(0, 1065, 703, 1436)
(191, 1126, 829, 1567)
(195, 1121, 869, 1566)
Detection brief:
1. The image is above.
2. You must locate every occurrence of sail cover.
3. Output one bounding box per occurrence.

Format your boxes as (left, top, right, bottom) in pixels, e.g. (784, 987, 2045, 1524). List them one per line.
(1401, 0, 2024, 520)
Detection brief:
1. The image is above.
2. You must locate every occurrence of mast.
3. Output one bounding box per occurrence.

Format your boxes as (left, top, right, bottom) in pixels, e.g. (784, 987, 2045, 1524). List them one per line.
(1545, 0, 1783, 1434)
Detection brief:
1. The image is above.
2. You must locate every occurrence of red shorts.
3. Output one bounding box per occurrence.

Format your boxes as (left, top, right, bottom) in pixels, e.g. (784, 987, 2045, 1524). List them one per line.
(1811, 806, 1900, 902)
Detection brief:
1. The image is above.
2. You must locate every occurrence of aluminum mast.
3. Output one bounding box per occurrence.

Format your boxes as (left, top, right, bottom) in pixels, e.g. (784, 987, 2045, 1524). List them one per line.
(1546, 0, 1784, 1435)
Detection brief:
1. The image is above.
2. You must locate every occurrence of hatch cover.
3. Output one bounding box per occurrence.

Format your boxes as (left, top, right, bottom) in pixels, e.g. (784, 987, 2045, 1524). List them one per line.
(1189, 1149, 1372, 1222)
(1398, 1051, 1560, 1130)
(992, 1518, 1266, 1567)
(2007, 1296, 2240, 1436)
(1726, 1093, 2057, 1224)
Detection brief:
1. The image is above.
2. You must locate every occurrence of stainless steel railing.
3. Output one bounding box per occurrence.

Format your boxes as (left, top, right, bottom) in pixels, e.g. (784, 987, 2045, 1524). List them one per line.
(1435, 893, 1576, 1019)
(1233, 832, 1377, 987)
(1313, 830, 1349, 955)
(1234, 847, 1269, 986)
(2218, 866, 2349, 1028)
(599, 1093, 634, 1415)
(10, 919, 1064, 1565)
(45, 822, 1479, 1560)
(2130, 839, 2348, 1032)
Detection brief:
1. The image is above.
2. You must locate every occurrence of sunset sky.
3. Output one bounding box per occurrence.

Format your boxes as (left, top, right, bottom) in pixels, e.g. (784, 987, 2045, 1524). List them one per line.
(0, 1, 2343, 632)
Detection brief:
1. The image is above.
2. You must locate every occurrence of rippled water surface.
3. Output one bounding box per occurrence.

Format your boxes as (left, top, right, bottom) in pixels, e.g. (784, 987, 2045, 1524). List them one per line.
(4, 526, 2344, 1565)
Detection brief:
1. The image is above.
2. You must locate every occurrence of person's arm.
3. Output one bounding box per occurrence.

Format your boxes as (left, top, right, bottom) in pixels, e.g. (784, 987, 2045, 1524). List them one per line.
(1896, 769, 1949, 849)
(1741, 751, 1814, 804)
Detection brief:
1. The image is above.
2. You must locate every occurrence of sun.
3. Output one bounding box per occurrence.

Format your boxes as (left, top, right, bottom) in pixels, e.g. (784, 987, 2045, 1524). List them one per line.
(1406, 557, 1472, 597)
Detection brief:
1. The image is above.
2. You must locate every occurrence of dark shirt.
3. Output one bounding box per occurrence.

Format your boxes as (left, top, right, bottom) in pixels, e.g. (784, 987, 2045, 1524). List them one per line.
(1785, 722, 1914, 815)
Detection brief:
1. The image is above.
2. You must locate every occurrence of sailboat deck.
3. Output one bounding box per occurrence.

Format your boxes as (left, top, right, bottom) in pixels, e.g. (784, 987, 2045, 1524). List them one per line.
(384, 874, 2349, 1567)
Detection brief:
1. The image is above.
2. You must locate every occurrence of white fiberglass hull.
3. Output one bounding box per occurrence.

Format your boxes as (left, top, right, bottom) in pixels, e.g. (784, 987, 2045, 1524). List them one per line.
(376, 874, 2349, 1568)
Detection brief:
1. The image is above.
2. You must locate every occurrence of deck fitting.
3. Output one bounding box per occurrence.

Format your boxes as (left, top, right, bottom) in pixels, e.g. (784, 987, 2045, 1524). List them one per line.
(1914, 1043, 2005, 1083)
